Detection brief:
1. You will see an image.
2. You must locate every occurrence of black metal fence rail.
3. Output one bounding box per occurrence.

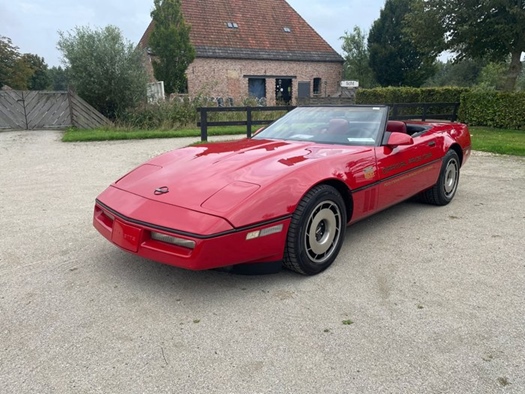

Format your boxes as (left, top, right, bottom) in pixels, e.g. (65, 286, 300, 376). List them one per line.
(197, 106, 295, 141)
(197, 102, 460, 142)
(389, 102, 460, 122)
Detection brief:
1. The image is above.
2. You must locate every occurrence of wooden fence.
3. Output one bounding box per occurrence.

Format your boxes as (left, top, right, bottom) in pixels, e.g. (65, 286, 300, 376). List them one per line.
(0, 90, 111, 130)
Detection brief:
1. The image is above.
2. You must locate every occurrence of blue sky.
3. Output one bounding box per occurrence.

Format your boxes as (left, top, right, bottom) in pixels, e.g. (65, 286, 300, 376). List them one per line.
(1, 0, 386, 67)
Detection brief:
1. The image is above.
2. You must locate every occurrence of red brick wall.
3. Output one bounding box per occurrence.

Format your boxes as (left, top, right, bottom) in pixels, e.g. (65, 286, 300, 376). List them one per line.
(144, 54, 343, 104)
(189, 58, 343, 105)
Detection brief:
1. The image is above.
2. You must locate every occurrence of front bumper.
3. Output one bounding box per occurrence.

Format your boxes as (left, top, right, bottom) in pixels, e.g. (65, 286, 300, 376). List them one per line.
(93, 188, 290, 270)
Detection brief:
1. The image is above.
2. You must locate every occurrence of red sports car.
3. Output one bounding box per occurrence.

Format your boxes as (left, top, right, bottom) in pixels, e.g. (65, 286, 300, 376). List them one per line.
(93, 106, 471, 275)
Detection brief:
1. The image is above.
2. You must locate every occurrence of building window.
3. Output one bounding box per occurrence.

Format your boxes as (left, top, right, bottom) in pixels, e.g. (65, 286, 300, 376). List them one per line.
(283, 27, 292, 33)
(248, 78, 266, 100)
(226, 22, 239, 29)
(313, 78, 322, 95)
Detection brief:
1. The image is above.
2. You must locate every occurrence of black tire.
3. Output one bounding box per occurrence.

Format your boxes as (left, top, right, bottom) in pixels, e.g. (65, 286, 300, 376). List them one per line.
(419, 150, 460, 206)
(283, 185, 346, 275)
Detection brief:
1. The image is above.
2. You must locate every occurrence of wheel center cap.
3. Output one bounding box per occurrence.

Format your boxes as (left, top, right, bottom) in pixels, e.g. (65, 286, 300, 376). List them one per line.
(315, 221, 326, 241)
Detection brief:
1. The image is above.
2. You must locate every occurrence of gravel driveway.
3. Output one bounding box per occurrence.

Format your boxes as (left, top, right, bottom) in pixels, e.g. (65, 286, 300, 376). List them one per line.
(1, 130, 524, 393)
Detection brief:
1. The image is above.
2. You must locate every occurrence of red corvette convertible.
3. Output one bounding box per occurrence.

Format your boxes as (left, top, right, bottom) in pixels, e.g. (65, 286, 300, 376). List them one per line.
(94, 106, 471, 275)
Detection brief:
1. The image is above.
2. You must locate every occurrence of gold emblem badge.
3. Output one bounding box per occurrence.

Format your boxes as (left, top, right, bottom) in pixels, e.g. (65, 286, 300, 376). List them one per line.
(363, 166, 376, 180)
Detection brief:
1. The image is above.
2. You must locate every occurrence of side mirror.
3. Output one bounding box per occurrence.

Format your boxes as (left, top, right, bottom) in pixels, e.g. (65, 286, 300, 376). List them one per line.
(386, 132, 414, 147)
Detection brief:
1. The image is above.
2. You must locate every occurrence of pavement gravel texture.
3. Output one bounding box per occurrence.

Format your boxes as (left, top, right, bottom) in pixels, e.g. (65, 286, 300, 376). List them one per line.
(0, 130, 524, 394)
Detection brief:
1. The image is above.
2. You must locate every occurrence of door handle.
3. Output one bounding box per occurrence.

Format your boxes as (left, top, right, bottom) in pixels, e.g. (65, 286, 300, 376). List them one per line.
(428, 141, 436, 147)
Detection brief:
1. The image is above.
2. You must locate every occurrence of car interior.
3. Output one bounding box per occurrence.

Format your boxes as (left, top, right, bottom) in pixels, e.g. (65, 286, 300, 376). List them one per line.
(386, 120, 431, 137)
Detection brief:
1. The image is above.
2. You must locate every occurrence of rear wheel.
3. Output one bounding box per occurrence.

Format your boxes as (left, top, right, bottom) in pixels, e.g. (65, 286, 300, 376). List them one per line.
(419, 150, 460, 206)
(284, 185, 346, 275)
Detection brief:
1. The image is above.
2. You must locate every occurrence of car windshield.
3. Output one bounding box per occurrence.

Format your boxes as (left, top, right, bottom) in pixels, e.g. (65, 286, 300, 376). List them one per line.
(253, 106, 388, 146)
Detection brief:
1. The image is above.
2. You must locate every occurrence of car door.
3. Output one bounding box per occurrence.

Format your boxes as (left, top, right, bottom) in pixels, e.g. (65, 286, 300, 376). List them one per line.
(376, 130, 442, 209)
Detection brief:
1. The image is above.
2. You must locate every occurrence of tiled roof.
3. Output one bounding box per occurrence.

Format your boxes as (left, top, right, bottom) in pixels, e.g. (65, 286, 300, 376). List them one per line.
(139, 0, 343, 63)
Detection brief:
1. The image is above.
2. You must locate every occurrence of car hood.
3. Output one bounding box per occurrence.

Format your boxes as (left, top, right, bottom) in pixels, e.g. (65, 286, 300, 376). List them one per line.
(112, 138, 369, 215)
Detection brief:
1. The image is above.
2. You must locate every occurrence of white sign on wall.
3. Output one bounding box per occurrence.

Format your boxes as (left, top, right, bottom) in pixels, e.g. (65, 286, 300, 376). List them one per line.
(340, 80, 359, 88)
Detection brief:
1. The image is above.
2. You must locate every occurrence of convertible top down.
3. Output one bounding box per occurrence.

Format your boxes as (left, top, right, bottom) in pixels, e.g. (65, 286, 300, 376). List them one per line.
(93, 105, 471, 275)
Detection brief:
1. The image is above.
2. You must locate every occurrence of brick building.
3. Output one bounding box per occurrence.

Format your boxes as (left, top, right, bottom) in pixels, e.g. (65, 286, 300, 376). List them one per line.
(139, 0, 344, 105)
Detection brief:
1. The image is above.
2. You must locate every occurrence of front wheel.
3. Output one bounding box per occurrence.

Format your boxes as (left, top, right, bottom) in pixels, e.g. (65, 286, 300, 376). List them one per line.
(419, 150, 460, 206)
(283, 185, 346, 275)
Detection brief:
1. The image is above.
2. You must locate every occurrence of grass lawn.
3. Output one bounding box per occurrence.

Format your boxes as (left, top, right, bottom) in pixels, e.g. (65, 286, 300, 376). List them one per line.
(62, 125, 525, 157)
(469, 127, 525, 157)
(62, 126, 247, 142)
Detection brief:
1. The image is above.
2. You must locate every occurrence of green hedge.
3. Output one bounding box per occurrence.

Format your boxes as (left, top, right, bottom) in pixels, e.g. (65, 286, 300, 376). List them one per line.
(356, 87, 525, 129)
(356, 87, 469, 105)
(355, 87, 469, 119)
(460, 91, 525, 129)
(356, 87, 468, 118)
(117, 88, 525, 130)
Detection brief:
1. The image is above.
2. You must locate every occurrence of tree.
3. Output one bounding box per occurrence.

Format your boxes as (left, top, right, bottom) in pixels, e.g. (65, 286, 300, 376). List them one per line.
(476, 62, 509, 90)
(518, 64, 525, 91)
(0, 36, 17, 88)
(368, 0, 437, 87)
(57, 25, 148, 119)
(149, 0, 195, 95)
(407, 0, 525, 91)
(9, 58, 34, 90)
(0, 36, 33, 90)
(22, 54, 50, 90)
(424, 59, 487, 87)
(340, 27, 377, 88)
(47, 66, 69, 91)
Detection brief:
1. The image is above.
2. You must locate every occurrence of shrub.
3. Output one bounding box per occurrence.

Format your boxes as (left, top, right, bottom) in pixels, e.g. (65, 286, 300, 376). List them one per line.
(117, 96, 288, 130)
(117, 97, 200, 129)
(460, 91, 525, 129)
(356, 86, 469, 105)
(57, 26, 148, 119)
(355, 87, 469, 119)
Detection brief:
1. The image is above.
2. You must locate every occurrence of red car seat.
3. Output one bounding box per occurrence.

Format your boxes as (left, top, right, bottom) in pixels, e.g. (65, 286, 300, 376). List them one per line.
(386, 120, 407, 134)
